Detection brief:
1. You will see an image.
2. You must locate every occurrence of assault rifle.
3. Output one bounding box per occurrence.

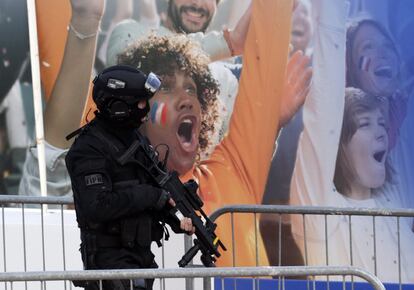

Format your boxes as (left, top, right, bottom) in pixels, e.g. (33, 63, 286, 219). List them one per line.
(117, 135, 226, 267)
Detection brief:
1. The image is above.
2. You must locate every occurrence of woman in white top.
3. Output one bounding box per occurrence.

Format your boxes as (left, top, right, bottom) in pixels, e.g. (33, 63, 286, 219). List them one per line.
(345, 18, 414, 209)
(290, 0, 414, 283)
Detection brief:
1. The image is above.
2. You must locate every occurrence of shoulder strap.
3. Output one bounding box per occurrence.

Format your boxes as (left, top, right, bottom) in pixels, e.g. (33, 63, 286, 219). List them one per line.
(65, 123, 89, 141)
(90, 125, 124, 154)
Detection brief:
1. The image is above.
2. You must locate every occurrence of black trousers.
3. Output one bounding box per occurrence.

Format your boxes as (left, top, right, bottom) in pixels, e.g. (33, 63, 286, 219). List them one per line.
(77, 246, 158, 290)
(74, 278, 154, 290)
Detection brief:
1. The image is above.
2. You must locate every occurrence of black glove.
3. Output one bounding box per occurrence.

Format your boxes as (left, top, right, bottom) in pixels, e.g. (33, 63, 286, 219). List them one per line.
(154, 189, 171, 211)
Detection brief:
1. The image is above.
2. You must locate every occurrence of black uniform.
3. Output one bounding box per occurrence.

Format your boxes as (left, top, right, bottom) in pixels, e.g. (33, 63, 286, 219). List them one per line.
(66, 115, 182, 290)
(65, 66, 177, 290)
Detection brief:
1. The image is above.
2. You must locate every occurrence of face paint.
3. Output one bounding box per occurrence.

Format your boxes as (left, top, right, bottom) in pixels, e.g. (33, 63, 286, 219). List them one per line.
(359, 56, 371, 72)
(150, 101, 168, 126)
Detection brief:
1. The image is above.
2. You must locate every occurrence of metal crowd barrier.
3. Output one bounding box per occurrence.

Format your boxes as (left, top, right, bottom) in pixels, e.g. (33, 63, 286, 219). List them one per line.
(210, 205, 414, 288)
(0, 196, 411, 289)
(0, 195, 182, 290)
(0, 195, 74, 273)
(0, 266, 385, 290)
(0, 195, 215, 290)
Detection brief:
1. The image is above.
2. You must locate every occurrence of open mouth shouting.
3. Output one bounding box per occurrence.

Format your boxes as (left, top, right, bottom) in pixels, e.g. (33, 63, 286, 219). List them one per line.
(361, 59, 399, 96)
(176, 115, 199, 154)
(292, 27, 305, 38)
(366, 147, 387, 187)
(374, 65, 394, 80)
(372, 149, 387, 164)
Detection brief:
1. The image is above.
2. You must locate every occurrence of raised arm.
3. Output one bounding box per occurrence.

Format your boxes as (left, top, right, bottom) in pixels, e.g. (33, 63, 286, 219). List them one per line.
(44, 0, 104, 149)
(226, 0, 251, 29)
(106, 3, 252, 66)
(137, 0, 160, 27)
(186, 2, 252, 60)
(290, 0, 347, 207)
(18, 0, 104, 197)
(211, 0, 294, 203)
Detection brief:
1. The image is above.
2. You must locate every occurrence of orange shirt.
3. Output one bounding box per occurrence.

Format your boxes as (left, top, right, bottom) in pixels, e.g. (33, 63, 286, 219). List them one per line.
(37, 0, 293, 266)
(182, 0, 293, 266)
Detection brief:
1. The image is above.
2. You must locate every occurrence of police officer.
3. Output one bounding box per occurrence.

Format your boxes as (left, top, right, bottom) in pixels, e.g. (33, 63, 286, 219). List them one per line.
(66, 65, 193, 290)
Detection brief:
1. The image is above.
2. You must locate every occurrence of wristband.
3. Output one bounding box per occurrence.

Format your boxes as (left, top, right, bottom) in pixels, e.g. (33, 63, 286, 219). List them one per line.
(68, 23, 98, 40)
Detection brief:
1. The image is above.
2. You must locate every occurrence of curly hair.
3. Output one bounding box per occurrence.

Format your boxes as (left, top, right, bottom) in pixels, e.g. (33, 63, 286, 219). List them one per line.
(117, 34, 219, 155)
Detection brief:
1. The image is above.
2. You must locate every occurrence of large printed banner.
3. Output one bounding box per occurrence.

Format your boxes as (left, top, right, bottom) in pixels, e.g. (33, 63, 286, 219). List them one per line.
(0, 0, 413, 285)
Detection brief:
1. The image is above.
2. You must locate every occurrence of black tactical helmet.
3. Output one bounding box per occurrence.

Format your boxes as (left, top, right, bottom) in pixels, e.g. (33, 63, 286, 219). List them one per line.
(92, 65, 161, 123)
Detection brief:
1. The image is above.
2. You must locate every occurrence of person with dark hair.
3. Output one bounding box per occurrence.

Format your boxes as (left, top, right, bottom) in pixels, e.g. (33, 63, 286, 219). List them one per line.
(345, 18, 405, 152)
(165, 0, 221, 34)
(289, 0, 414, 282)
(114, 23, 311, 266)
(291, 88, 414, 282)
(333, 88, 394, 196)
(346, 18, 400, 100)
(106, 0, 250, 67)
(345, 17, 414, 208)
(21, 0, 310, 267)
(105, 0, 252, 156)
(117, 35, 220, 167)
(65, 65, 194, 290)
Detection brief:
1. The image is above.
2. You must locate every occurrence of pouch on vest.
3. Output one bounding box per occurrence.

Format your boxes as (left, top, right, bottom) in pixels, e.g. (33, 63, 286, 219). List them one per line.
(121, 218, 139, 248)
(151, 221, 165, 247)
(136, 214, 152, 247)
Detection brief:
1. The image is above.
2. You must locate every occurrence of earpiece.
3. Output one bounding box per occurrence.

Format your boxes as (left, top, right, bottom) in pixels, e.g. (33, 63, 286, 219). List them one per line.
(106, 98, 130, 120)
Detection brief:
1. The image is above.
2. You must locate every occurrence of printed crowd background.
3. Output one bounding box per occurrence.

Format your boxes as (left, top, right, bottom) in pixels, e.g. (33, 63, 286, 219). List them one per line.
(0, 0, 414, 282)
